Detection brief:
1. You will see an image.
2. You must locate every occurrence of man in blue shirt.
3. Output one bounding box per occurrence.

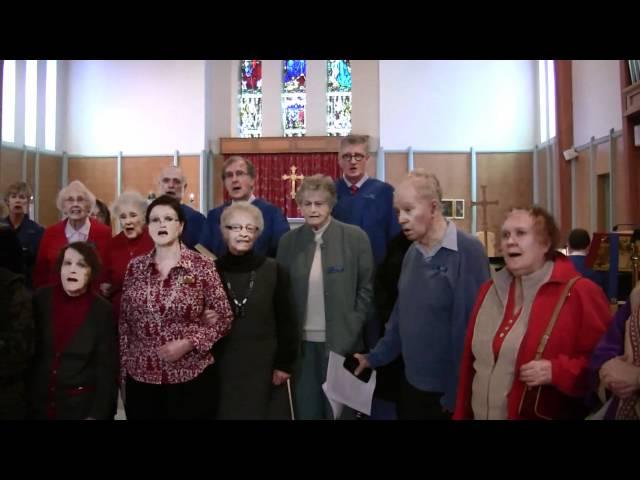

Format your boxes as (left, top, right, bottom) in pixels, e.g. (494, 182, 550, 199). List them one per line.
(354, 170, 490, 419)
(332, 134, 402, 419)
(3, 181, 44, 287)
(156, 166, 206, 250)
(199, 156, 289, 258)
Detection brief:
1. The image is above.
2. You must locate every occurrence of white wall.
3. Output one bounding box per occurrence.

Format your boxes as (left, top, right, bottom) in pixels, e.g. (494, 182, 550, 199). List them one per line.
(379, 60, 537, 151)
(572, 60, 622, 147)
(63, 60, 205, 155)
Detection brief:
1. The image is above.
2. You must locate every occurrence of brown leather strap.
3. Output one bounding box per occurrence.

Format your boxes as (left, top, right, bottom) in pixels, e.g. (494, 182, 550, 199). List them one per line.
(534, 276, 580, 360)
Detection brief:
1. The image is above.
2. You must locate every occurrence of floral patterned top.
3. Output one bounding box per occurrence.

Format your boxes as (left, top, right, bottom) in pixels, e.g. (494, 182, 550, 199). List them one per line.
(119, 245, 233, 384)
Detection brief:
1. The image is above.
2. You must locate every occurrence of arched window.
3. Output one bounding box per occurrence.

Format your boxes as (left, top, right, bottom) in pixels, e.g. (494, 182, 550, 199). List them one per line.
(326, 60, 351, 136)
(282, 60, 306, 137)
(239, 60, 263, 137)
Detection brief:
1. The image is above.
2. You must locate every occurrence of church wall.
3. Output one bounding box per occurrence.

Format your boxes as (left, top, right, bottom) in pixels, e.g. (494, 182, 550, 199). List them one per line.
(536, 146, 548, 210)
(38, 153, 62, 227)
(378, 60, 537, 151)
(63, 60, 205, 155)
(476, 152, 533, 252)
(574, 150, 591, 231)
(121, 155, 173, 202)
(0, 146, 23, 194)
(572, 60, 622, 147)
(68, 156, 118, 220)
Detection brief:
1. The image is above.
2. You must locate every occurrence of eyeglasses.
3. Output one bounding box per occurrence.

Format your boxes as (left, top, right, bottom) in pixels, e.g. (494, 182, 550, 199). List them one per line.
(340, 153, 367, 162)
(223, 170, 249, 180)
(225, 224, 258, 234)
(149, 216, 179, 225)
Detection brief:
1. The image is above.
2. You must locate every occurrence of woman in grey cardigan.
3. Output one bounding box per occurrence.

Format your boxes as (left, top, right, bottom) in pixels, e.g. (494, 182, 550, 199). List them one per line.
(276, 174, 374, 420)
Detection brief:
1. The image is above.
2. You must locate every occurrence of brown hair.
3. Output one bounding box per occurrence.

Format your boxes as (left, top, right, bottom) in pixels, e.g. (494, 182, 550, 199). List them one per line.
(222, 156, 256, 180)
(339, 134, 370, 153)
(54, 241, 102, 284)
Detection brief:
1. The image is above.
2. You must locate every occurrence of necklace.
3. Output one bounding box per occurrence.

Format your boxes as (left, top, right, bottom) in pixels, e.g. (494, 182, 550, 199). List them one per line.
(226, 270, 256, 318)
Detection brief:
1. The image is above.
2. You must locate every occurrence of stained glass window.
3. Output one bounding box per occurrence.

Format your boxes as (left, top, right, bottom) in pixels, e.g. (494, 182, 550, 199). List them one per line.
(282, 60, 306, 137)
(239, 60, 263, 137)
(326, 60, 352, 136)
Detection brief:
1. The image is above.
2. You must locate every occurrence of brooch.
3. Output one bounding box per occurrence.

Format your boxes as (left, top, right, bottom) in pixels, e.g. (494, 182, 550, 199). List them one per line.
(183, 275, 195, 285)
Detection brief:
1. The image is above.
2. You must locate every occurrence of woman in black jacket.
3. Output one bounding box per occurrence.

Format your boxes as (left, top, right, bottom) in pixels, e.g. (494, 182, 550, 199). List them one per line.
(29, 242, 117, 420)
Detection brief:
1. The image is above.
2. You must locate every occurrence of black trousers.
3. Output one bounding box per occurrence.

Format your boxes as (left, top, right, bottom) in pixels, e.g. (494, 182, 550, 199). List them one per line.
(125, 365, 217, 420)
(397, 377, 451, 420)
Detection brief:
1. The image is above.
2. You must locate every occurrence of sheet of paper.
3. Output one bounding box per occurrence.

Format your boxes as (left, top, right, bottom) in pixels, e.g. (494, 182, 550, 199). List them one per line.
(321, 351, 377, 419)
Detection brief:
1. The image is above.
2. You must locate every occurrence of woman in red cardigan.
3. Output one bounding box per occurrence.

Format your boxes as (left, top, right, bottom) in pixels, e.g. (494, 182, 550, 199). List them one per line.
(454, 206, 611, 420)
(99, 191, 154, 322)
(33, 180, 112, 290)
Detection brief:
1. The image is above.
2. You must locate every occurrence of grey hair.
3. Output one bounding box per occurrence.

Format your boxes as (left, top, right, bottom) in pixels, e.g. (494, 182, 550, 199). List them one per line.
(220, 201, 264, 237)
(404, 169, 443, 210)
(111, 191, 148, 220)
(295, 174, 337, 208)
(56, 180, 97, 214)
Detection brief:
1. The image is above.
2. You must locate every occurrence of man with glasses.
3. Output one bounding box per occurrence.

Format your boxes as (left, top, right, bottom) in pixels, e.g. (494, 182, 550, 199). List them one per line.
(332, 134, 402, 420)
(198, 156, 290, 258)
(156, 166, 206, 250)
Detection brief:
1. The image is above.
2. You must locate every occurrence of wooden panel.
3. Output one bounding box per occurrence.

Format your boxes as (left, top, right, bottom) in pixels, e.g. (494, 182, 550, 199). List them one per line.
(477, 152, 533, 253)
(220, 136, 342, 154)
(68, 157, 117, 210)
(212, 154, 225, 207)
(536, 148, 548, 208)
(0, 147, 23, 194)
(121, 156, 172, 200)
(385, 153, 408, 188)
(38, 154, 62, 227)
(622, 81, 640, 118)
(180, 155, 201, 212)
(613, 136, 631, 226)
(414, 153, 471, 233)
(365, 153, 377, 179)
(26, 152, 35, 191)
(574, 151, 591, 231)
(597, 173, 609, 232)
(595, 142, 610, 175)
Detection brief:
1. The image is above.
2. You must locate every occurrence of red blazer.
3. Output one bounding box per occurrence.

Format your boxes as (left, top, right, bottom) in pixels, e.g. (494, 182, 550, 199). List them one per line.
(454, 256, 612, 420)
(105, 228, 154, 321)
(33, 218, 113, 290)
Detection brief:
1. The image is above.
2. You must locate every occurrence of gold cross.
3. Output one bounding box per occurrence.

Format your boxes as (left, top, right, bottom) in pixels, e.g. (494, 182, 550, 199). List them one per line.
(282, 165, 304, 199)
(471, 185, 499, 256)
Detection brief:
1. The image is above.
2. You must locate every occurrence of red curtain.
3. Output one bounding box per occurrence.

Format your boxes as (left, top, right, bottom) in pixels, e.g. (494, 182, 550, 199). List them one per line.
(223, 153, 339, 218)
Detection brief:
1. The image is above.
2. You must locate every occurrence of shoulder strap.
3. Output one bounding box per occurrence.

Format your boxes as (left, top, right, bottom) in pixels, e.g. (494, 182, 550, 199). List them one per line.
(534, 276, 580, 360)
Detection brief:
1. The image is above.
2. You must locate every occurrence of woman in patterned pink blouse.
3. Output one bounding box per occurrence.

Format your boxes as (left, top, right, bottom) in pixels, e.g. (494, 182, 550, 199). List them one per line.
(119, 195, 233, 420)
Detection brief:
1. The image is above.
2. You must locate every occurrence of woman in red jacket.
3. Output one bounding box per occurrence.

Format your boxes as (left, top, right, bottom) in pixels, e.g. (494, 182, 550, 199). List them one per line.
(99, 191, 153, 322)
(33, 180, 112, 290)
(454, 206, 611, 420)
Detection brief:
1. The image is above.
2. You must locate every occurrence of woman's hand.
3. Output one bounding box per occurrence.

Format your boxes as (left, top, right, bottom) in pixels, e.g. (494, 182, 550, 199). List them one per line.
(519, 359, 552, 386)
(600, 356, 640, 399)
(353, 353, 371, 376)
(272, 369, 291, 386)
(201, 309, 218, 326)
(99, 283, 113, 298)
(157, 339, 194, 362)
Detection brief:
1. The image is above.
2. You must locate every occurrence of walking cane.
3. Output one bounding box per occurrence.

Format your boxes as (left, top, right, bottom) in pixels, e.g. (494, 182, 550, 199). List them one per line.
(286, 378, 295, 421)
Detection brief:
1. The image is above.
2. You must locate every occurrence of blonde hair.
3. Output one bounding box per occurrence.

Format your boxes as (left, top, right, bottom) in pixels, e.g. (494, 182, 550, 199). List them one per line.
(220, 201, 264, 237)
(56, 180, 96, 214)
(295, 174, 337, 208)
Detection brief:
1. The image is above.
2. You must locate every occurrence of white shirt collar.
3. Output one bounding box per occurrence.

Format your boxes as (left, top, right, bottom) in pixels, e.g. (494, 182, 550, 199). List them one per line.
(231, 194, 256, 204)
(65, 217, 91, 242)
(342, 175, 369, 189)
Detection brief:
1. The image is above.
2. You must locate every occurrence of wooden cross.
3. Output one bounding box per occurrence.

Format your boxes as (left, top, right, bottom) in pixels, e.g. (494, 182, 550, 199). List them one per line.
(282, 165, 304, 199)
(471, 185, 499, 256)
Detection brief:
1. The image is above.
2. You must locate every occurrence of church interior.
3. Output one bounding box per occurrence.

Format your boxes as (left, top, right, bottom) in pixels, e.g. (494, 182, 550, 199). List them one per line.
(1, 59, 639, 298)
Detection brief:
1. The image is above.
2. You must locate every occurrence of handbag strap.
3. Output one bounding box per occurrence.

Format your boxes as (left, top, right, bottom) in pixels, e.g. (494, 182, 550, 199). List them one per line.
(533, 276, 580, 360)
